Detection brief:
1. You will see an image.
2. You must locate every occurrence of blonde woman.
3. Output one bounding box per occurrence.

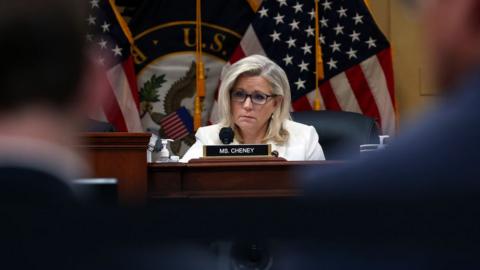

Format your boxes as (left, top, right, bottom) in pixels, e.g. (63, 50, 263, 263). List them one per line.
(181, 55, 325, 162)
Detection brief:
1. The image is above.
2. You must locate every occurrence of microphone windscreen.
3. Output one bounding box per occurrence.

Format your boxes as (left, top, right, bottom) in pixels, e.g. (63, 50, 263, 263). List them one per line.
(219, 127, 234, 144)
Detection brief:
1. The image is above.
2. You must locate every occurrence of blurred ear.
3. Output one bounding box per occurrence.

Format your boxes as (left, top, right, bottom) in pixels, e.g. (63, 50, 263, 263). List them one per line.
(467, 0, 480, 32)
(74, 52, 110, 120)
(474, 0, 480, 24)
(464, 0, 480, 58)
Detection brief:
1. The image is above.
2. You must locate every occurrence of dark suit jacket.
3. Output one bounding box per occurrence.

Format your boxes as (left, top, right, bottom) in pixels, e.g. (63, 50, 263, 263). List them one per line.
(293, 70, 480, 268)
(0, 166, 77, 205)
(0, 166, 215, 270)
(302, 70, 480, 202)
(0, 167, 80, 268)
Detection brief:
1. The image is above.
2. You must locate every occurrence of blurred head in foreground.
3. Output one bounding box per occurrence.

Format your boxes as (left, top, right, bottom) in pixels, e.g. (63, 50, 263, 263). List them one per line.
(0, 0, 102, 178)
(417, 0, 480, 89)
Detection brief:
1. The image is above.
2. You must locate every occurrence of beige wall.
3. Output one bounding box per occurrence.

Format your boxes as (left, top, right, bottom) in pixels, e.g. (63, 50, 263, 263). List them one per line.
(369, 0, 438, 126)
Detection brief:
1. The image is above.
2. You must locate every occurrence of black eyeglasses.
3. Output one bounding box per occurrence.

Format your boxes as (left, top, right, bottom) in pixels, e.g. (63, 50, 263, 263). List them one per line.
(230, 90, 277, 105)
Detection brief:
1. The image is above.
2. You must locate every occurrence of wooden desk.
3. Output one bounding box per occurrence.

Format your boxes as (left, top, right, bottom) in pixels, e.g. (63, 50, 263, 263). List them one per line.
(148, 160, 343, 199)
(79, 133, 344, 203)
(79, 132, 151, 205)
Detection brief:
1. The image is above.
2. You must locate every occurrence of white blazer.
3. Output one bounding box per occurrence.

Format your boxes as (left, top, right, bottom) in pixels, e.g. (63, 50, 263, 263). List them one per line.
(180, 120, 325, 162)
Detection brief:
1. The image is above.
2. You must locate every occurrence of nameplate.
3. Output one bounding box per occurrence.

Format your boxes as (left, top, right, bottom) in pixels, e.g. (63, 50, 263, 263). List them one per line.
(203, 144, 271, 158)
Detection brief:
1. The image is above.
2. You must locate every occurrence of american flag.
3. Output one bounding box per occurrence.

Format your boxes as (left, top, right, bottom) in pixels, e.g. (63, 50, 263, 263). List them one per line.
(210, 0, 396, 135)
(159, 107, 193, 140)
(86, 0, 142, 132)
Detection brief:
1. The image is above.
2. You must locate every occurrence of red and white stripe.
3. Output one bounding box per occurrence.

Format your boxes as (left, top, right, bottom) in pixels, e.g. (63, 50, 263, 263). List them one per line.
(293, 48, 396, 135)
(209, 26, 396, 135)
(159, 112, 189, 140)
(101, 56, 143, 132)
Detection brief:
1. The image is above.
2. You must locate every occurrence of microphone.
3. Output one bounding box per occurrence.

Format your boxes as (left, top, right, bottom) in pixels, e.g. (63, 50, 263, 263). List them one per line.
(219, 127, 234, 144)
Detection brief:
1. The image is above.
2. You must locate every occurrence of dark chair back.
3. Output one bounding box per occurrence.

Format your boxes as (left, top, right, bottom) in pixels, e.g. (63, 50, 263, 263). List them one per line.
(86, 119, 116, 132)
(291, 110, 380, 160)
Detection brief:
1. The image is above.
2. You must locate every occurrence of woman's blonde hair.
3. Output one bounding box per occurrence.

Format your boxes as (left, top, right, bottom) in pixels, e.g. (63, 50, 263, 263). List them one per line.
(217, 54, 292, 144)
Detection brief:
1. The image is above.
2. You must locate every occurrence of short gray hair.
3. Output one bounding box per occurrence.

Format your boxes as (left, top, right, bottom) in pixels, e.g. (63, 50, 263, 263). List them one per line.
(217, 54, 291, 143)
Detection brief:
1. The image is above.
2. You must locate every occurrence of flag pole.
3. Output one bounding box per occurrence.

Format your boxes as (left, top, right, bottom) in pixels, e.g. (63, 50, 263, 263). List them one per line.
(314, 0, 324, 111)
(194, 0, 205, 130)
(108, 0, 133, 44)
